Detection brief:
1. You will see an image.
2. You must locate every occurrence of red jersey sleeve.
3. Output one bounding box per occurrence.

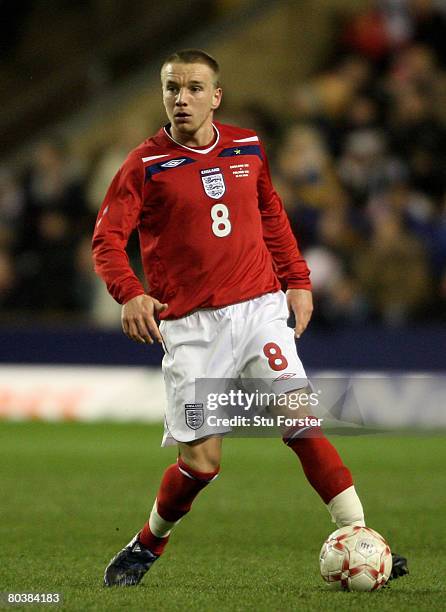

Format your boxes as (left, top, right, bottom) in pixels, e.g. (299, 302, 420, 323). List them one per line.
(92, 155, 146, 304)
(257, 143, 311, 291)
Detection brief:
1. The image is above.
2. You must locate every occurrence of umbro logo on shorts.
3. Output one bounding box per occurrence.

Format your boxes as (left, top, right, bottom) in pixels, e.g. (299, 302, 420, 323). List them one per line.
(273, 372, 297, 382)
(185, 404, 204, 430)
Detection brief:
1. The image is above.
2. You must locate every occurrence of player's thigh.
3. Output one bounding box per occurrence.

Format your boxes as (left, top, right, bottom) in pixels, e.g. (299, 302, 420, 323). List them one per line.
(273, 386, 315, 420)
(160, 314, 234, 445)
(178, 435, 223, 472)
(240, 297, 307, 387)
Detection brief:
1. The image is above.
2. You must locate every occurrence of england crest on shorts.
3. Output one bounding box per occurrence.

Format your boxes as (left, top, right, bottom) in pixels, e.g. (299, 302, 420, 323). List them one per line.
(185, 404, 204, 430)
(200, 167, 226, 199)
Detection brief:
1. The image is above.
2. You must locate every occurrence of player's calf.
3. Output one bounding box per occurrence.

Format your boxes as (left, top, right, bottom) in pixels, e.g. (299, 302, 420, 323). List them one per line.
(104, 457, 220, 586)
(283, 419, 409, 582)
(283, 419, 365, 527)
(138, 457, 220, 555)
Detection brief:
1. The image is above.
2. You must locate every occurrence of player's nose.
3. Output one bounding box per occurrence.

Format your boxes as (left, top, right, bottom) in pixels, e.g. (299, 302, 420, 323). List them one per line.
(175, 88, 188, 105)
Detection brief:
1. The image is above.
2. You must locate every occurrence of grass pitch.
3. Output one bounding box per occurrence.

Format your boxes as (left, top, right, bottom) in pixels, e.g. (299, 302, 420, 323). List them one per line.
(0, 422, 445, 611)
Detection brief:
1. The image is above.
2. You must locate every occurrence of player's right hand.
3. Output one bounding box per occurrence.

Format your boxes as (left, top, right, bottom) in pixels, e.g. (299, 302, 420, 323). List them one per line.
(121, 294, 168, 344)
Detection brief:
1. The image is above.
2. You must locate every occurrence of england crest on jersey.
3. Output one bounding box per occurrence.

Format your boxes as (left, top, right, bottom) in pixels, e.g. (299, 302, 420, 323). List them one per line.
(185, 404, 204, 430)
(200, 167, 226, 199)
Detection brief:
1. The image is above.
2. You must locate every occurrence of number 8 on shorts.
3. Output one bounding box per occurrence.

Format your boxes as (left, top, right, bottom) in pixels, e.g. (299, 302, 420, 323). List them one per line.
(263, 342, 288, 371)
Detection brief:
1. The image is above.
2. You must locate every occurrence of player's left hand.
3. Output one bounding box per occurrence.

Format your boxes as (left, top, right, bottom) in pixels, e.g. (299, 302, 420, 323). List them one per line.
(286, 289, 313, 338)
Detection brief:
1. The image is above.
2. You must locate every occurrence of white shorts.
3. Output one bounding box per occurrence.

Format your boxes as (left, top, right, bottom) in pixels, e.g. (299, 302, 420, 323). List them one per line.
(159, 291, 307, 446)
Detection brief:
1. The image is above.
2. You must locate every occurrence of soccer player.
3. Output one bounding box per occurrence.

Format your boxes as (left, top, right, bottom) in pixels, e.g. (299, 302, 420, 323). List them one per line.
(92, 49, 408, 587)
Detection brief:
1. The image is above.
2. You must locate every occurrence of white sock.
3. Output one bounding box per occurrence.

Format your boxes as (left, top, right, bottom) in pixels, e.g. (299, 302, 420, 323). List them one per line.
(148, 499, 181, 538)
(327, 485, 365, 527)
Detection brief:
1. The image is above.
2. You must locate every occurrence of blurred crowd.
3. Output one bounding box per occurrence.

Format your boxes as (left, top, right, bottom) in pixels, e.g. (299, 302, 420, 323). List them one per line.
(1, 0, 445, 328)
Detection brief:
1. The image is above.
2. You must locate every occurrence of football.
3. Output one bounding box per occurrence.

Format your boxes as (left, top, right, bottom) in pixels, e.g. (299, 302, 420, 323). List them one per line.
(319, 525, 392, 591)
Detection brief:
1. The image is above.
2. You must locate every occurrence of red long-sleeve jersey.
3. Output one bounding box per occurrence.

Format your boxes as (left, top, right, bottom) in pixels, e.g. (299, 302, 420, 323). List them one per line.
(92, 121, 311, 319)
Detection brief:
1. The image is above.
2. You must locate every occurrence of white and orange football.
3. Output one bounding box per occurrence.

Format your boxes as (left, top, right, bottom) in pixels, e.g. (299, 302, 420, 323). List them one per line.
(319, 525, 392, 592)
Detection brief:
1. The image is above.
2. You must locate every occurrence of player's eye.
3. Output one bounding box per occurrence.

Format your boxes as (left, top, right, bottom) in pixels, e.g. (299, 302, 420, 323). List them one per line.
(191, 86, 203, 92)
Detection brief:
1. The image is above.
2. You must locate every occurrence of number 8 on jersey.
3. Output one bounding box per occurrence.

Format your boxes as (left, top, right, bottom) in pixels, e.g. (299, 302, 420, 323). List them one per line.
(211, 203, 231, 237)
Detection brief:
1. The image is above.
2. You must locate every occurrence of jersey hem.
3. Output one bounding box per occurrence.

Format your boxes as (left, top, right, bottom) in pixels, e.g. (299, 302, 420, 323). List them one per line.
(159, 289, 282, 320)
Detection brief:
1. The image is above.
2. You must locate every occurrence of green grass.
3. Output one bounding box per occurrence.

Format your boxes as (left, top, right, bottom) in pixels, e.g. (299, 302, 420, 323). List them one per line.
(0, 422, 445, 611)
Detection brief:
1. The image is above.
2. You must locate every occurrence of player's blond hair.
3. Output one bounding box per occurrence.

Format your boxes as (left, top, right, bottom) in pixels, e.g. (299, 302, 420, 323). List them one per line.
(161, 49, 221, 87)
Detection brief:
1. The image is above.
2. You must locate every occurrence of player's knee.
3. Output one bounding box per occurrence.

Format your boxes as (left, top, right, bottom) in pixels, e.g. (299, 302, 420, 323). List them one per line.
(201, 456, 221, 474)
(178, 437, 222, 475)
(178, 455, 220, 480)
(283, 386, 314, 416)
(178, 444, 221, 475)
(180, 455, 220, 476)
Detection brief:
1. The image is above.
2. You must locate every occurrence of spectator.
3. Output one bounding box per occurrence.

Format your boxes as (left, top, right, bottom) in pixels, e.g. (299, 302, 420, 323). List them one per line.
(73, 233, 122, 326)
(293, 55, 373, 124)
(16, 210, 79, 312)
(356, 210, 430, 324)
(340, 0, 412, 62)
(338, 128, 406, 205)
(303, 209, 368, 326)
(277, 124, 346, 211)
(386, 84, 446, 200)
(0, 167, 24, 249)
(14, 138, 88, 313)
(86, 117, 150, 212)
(411, 0, 446, 68)
(0, 249, 15, 308)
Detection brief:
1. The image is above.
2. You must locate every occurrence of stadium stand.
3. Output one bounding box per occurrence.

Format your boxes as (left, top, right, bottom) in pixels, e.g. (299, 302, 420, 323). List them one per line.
(0, 0, 445, 335)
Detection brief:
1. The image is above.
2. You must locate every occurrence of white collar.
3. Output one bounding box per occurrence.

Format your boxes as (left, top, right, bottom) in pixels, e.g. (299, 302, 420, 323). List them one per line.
(163, 123, 220, 154)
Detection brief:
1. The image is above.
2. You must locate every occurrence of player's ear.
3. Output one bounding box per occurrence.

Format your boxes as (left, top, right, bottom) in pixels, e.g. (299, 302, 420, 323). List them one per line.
(211, 87, 222, 110)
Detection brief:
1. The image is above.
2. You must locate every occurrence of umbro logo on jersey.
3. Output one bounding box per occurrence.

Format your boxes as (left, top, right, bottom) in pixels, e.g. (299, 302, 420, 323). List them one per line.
(160, 158, 187, 168)
(200, 167, 226, 199)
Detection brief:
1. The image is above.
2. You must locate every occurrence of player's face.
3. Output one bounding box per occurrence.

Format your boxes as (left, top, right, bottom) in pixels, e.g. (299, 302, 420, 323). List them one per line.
(162, 62, 222, 143)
